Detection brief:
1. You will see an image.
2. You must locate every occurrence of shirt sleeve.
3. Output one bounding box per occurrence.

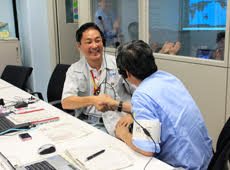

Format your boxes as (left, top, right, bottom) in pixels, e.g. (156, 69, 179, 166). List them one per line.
(62, 66, 84, 100)
(131, 92, 161, 154)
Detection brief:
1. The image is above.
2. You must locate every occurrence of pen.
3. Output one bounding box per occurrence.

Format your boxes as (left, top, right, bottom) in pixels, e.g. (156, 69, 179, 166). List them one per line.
(86, 149, 105, 161)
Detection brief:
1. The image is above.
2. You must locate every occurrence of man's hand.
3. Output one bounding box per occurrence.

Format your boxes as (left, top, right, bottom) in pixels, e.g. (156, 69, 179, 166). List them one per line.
(159, 41, 181, 55)
(115, 122, 130, 142)
(113, 18, 120, 32)
(116, 114, 133, 128)
(94, 94, 118, 112)
(169, 41, 181, 55)
(94, 94, 111, 112)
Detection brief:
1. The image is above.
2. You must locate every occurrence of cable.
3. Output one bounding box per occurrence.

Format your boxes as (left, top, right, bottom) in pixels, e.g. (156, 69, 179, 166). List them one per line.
(98, 81, 117, 99)
(103, 48, 108, 94)
(0, 128, 30, 136)
(130, 113, 156, 170)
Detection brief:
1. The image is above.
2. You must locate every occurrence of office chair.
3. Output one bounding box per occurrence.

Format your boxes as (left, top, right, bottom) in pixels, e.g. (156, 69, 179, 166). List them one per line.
(1, 65, 33, 91)
(208, 117, 230, 170)
(34, 64, 74, 115)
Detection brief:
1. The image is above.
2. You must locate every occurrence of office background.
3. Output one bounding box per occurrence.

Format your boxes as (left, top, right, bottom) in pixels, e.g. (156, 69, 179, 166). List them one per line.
(0, 0, 229, 149)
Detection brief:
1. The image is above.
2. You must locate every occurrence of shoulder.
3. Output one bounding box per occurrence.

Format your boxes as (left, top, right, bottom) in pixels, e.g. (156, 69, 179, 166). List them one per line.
(104, 53, 117, 69)
(67, 57, 86, 74)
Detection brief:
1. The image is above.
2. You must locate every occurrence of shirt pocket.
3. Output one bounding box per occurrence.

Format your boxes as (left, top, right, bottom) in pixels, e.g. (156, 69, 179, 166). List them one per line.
(77, 74, 88, 96)
(104, 70, 120, 98)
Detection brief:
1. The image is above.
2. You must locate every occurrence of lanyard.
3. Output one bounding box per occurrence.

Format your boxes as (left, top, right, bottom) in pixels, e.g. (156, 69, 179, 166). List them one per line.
(90, 70, 101, 96)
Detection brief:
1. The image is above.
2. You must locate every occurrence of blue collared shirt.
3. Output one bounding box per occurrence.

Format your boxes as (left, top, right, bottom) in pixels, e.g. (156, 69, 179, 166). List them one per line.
(95, 8, 117, 46)
(131, 70, 213, 170)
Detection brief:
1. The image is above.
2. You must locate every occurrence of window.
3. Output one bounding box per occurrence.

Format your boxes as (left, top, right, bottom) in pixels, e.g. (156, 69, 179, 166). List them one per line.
(0, 0, 16, 38)
(91, 0, 138, 48)
(149, 0, 227, 61)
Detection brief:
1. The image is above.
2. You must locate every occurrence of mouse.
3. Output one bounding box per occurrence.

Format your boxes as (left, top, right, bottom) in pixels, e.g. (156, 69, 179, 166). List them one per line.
(38, 144, 56, 155)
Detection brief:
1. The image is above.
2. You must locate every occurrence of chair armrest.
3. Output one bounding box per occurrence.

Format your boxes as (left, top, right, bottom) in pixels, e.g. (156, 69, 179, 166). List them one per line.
(30, 92, 44, 100)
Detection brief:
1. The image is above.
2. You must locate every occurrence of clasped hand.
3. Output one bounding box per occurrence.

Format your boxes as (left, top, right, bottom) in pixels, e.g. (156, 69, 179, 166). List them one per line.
(94, 94, 116, 112)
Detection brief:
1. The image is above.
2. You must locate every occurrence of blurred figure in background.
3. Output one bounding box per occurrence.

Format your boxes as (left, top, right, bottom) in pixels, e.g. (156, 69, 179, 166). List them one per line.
(212, 31, 225, 60)
(95, 0, 121, 47)
(128, 22, 181, 55)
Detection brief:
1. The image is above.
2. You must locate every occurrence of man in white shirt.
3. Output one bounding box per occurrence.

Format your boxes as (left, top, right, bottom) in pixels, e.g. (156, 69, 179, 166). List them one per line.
(61, 22, 132, 135)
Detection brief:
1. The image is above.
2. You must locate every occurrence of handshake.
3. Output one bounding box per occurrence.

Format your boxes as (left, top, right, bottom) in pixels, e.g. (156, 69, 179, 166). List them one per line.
(94, 94, 119, 112)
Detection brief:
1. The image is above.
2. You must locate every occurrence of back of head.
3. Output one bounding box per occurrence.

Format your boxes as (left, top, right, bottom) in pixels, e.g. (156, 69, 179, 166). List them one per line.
(116, 40, 158, 80)
(216, 31, 225, 43)
(128, 22, 138, 40)
(75, 22, 106, 46)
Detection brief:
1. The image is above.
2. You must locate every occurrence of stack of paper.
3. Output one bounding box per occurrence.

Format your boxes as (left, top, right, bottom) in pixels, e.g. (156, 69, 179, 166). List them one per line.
(7, 108, 59, 125)
(64, 145, 133, 170)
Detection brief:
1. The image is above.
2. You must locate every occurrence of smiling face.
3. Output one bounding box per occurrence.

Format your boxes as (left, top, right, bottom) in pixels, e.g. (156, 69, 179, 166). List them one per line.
(77, 28, 104, 68)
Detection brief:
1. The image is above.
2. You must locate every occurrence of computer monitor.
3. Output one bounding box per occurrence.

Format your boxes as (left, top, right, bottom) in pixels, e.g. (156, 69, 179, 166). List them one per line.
(196, 49, 214, 59)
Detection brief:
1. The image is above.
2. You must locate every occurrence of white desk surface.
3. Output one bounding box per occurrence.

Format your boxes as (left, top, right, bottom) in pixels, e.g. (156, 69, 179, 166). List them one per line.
(0, 80, 174, 170)
(0, 79, 13, 89)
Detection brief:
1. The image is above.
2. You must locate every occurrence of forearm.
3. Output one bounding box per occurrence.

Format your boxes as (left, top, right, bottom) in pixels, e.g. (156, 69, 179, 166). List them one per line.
(122, 133, 154, 157)
(61, 96, 97, 110)
(111, 100, 132, 113)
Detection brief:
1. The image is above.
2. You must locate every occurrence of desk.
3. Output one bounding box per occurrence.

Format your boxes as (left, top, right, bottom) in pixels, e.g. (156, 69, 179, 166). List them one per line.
(0, 79, 174, 170)
(0, 79, 13, 89)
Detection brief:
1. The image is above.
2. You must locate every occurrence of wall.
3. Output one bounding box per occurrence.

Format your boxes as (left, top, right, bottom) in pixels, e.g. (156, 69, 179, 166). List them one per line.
(16, 0, 54, 100)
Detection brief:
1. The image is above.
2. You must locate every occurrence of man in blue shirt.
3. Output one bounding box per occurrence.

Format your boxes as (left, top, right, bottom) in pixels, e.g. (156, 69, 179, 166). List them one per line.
(100, 40, 213, 169)
(95, 0, 120, 47)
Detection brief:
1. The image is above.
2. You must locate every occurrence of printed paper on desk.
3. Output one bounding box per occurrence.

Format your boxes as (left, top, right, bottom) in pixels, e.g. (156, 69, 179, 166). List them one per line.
(38, 122, 92, 143)
(6, 109, 59, 125)
(65, 145, 133, 170)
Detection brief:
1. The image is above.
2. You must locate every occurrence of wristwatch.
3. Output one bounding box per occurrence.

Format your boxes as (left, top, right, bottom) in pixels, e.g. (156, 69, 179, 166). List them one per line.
(117, 101, 123, 112)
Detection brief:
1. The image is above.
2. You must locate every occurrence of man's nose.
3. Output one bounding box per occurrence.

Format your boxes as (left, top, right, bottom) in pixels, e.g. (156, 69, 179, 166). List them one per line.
(92, 42, 99, 48)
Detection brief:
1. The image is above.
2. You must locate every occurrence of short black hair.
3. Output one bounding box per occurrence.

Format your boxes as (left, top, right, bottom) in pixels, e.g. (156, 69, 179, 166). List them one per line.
(116, 40, 158, 80)
(216, 31, 225, 43)
(75, 22, 106, 46)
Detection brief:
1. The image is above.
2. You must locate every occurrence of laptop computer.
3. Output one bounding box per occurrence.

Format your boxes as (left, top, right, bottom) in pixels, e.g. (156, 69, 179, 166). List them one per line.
(0, 115, 31, 135)
(15, 155, 79, 170)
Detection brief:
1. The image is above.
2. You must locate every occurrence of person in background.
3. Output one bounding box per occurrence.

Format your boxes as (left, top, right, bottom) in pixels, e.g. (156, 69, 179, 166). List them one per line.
(128, 22, 138, 41)
(99, 40, 213, 169)
(61, 22, 132, 136)
(128, 22, 181, 54)
(212, 31, 225, 60)
(95, 0, 121, 47)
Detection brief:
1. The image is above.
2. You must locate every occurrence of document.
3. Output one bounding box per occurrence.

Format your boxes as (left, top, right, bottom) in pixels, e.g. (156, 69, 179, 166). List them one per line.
(7, 109, 59, 125)
(38, 122, 92, 143)
(64, 145, 133, 170)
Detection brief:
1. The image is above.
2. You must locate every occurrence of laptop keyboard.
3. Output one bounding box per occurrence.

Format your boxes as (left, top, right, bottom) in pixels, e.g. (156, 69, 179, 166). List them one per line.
(25, 161, 56, 170)
(0, 116, 15, 132)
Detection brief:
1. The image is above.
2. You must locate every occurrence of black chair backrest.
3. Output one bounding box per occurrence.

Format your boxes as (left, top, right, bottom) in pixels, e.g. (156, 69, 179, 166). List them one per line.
(47, 64, 70, 103)
(1, 65, 33, 90)
(208, 117, 230, 170)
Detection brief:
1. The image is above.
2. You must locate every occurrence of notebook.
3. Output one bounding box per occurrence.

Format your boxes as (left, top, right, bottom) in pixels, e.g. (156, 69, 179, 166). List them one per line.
(16, 155, 78, 170)
(0, 115, 31, 135)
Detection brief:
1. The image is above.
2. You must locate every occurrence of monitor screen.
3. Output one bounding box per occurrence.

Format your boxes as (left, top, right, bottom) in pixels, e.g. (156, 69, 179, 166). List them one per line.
(182, 0, 227, 31)
(196, 49, 214, 59)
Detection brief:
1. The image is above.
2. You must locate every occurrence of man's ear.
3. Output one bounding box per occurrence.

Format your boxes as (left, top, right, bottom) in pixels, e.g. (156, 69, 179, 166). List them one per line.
(126, 70, 131, 78)
(76, 42, 81, 49)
